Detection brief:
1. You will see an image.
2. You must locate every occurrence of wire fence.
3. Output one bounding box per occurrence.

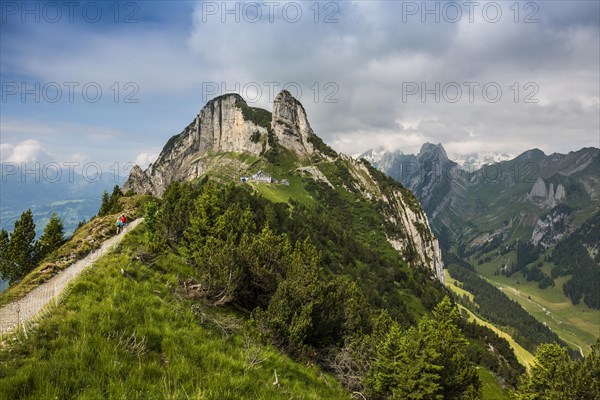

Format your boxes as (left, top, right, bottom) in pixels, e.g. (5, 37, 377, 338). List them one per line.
(0, 219, 142, 338)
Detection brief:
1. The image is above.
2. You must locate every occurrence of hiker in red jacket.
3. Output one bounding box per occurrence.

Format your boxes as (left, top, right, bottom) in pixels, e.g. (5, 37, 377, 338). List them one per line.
(116, 214, 127, 235)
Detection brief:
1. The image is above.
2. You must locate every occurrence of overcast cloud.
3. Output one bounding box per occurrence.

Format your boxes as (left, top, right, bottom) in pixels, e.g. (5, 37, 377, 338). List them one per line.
(1, 0, 598, 172)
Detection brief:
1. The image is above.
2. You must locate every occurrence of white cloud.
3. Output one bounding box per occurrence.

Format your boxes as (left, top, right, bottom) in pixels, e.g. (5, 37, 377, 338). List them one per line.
(0, 117, 150, 167)
(0, 139, 53, 163)
(135, 152, 158, 169)
(1, 1, 598, 162)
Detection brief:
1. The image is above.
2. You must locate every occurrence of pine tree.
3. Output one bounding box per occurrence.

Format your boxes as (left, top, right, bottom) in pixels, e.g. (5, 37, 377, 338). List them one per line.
(5, 210, 37, 284)
(515, 343, 577, 399)
(185, 181, 222, 250)
(38, 212, 65, 259)
(98, 190, 111, 216)
(0, 228, 9, 283)
(367, 297, 481, 400)
(144, 200, 160, 248)
(262, 239, 324, 354)
(109, 185, 123, 213)
(574, 338, 600, 399)
(430, 296, 482, 399)
(368, 321, 443, 400)
(242, 225, 291, 307)
(162, 181, 199, 242)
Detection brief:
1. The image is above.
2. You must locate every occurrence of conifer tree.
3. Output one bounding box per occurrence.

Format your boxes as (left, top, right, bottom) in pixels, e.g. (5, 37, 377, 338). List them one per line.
(430, 296, 481, 399)
(98, 190, 111, 216)
(144, 200, 160, 246)
(515, 343, 574, 399)
(38, 212, 65, 259)
(367, 297, 481, 400)
(5, 209, 37, 284)
(368, 322, 443, 399)
(0, 228, 9, 283)
(574, 339, 600, 399)
(109, 185, 123, 213)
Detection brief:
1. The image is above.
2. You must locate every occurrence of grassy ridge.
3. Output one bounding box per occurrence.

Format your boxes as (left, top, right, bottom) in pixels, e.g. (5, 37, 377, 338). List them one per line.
(0, 195, 150, 308)
(0, 226, 349, 400)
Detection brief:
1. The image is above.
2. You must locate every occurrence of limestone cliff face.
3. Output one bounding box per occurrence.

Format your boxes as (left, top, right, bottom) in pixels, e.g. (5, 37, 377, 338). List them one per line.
(123, 94, 267, 195)
(528, 177, 566, 208)
(124, 91, 321, 196)
(343, 155, 445, 283)
(386, 190, 445, 283)
(124, 90, 445, 282)
(271, 90, 315, 156)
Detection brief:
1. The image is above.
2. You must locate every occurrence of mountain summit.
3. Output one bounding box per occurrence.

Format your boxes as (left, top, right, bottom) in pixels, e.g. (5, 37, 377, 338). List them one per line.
(271, 90, 316, 156)
(124, 90, 445, 282)
(124, 91, 321, 196)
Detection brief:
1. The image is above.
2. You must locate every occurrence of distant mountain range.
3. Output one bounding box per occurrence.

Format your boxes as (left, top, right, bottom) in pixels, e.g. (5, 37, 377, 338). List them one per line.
(0, 164, 120, 236)
(449, 151, 514, 172)
(360, 144, 600, 308)
(362, 147, 514, 173)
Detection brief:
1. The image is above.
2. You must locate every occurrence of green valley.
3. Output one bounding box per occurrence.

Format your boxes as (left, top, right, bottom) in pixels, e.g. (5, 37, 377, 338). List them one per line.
(363, 144, 600, 358)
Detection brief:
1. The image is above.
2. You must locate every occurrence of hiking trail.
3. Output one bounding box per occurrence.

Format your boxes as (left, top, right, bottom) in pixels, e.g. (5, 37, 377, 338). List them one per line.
(0, 218, 143, 336)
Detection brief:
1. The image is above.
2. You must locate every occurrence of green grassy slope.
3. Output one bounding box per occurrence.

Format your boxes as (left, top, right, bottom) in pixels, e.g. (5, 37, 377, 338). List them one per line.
(445, 271, 536, 369)
(476, 260, 599, 355)
(477, 368, 511, 400)
(0, 227, 349, 400)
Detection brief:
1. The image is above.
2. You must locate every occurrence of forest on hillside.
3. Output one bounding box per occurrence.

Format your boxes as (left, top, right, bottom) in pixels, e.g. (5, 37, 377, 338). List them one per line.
(1, 182, 598, 399)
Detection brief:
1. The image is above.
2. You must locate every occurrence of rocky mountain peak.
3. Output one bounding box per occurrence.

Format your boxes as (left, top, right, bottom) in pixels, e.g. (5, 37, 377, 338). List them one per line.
(123, 93, 268, 195)
(518, 148, 546, 162)
(418, 142, 448, 162)
(124, 90, 325, 195)
(528, 177, 567, 208)
(213, 92, 245, 103)
(272, 90, 315, 156)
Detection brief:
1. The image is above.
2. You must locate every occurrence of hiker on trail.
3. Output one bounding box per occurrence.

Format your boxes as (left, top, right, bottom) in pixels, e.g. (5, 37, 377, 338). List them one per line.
(120, 214, 127, 229)
(116, 215, 123, 234)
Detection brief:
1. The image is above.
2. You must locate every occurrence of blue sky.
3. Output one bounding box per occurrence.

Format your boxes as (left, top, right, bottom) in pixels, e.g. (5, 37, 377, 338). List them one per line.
(1, 0, 599, 177)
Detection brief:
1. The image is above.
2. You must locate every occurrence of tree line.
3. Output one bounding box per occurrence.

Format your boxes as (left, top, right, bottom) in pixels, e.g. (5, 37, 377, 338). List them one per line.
(551, 212, 600, 309)
(515, 340, 600, 399)
(0, 211, 65, 285)
(0, 184, 126, 287)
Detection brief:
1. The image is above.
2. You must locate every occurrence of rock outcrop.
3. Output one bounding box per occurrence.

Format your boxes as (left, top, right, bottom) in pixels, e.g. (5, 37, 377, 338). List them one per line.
(529, 177, 548, 198)
(271, 90, 315, 156)
(124, 91, 321, 196)
(531, 204, 574, 248)
(385, 189, 445, 283)
(124, 94, 268, 195)
(528, 177, 566, 208)
(345, 156, 445, 283)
